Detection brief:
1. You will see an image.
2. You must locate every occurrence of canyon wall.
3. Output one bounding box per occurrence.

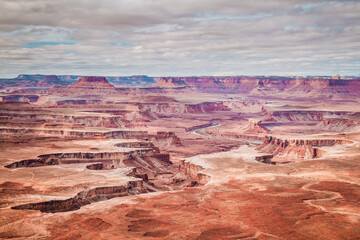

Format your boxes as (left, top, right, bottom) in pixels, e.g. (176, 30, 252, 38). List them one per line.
(257, 136, 352, 164)
(151, 76, 360, 97)
(179, 160, 211, 185)
(263, 111, 354, 122)
(137, 102, 230, 114)
(11, 181, 145, 213)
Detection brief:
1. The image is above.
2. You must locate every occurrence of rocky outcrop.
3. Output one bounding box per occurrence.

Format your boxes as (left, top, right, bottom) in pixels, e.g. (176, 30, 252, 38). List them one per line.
(137, 102, 231, 114)
(179, 160, 210, 185)
(125, 167, 149, 182)
(0, 128, 104, 138)
(0, 74, 71, 89)
(103, 130, 148, 139)
(257, 136, 351, 164)
(262, 136, 351, 147)
(0, 105, 161, 129)
(70, 76, 115, 88)
(5, 149, 165, 168)
(149, 132, 183, 148)
(222, 99, 264, 113)
(122, 152, 172, 175)
(317, 118, 359, 132)
(86, 163, 106, 170)
(11, 181, 145, 213)
(150, 76, 360, 97)
(5, 158, 59, 168)
(56, 99, 104, 105)
(0, 111, 126, 128)
(150, 77, 187, 88)
(331, 74, 341, 80)
(105, 131, 183, 148)
(207, 132, 265, 141)
(0, 95, 39, 103)
(114, 142, 155, 148)
(186, 122, 218, 132)
(263, 111, 353, 122)
(243, 120, 270, 134)
(255, 155, 274, 164)
(48, 76, 118, 96)
(37, 75, 69, 87)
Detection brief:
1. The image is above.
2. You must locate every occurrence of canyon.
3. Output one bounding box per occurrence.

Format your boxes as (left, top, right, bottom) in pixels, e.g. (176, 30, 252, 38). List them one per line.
(0, 75, 359, 239)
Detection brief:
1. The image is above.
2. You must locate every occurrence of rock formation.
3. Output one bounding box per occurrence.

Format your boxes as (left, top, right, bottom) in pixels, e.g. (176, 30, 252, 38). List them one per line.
(150, 77, 187, 88)
(332, 74, 341, 80)
(257, 135, 352, 164)
(11, 181, 145, 213)
(137, 102, 231, 114)
(243, 120, 270, 134)
(70, 76, 115, 88)
(179, 160, 210, 185)
(149, 76, 360, 98)
(36, 75, 69, 87)
(317, 118, 359, 132)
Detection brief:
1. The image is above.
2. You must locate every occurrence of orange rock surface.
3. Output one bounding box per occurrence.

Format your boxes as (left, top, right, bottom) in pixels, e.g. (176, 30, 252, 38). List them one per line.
(0, 76, 359, 239)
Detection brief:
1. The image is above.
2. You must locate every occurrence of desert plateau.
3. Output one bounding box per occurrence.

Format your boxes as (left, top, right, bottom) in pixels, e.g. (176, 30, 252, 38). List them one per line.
(0, 74, 359, 239)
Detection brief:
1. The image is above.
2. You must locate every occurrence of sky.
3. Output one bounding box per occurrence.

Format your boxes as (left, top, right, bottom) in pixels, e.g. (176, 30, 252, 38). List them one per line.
(0, 0, 359, 78)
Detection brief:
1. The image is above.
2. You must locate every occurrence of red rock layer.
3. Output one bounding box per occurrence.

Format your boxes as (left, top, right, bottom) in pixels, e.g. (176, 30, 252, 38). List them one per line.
(70, 76, 115, 88)
(243, 120, 270, 134)
(179, 160, 210, 185)
(257, 136, 351, 164)
(11, 181, 145, 213)
(151, 76, 360, 97)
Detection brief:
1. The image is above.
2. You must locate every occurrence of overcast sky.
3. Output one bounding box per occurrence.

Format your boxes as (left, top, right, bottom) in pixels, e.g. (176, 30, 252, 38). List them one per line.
(0, 0, 359, 77)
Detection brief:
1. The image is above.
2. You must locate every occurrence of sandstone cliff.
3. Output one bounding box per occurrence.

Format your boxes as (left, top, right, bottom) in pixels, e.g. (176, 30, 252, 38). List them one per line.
(11, 181, 145, 213)
(257, 135, 351, 164)
(70, 76, 115, 88)
(316, 118, 359, 132)
(136, 102, 231, 114)
(150, 76, 360, 97)
(243, 120, 270, 134)
(179, 160, 210, 185)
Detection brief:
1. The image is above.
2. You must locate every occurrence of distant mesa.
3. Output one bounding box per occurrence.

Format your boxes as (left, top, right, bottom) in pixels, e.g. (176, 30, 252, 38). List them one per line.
(16, 74, 46, 80)
(70, 76, 115, 88)
(37, 75, 69, 87)
(332, 74, 341, 80)
(150, 77, 187, 88)
(147, 75, 360, 98)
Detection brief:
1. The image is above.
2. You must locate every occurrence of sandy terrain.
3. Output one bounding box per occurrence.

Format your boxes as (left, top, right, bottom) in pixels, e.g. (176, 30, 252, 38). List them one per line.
(0, 76, 360, 239)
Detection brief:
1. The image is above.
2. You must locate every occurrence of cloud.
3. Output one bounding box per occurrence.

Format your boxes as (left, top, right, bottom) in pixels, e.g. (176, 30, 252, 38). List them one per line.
(0, 0, 359, 77)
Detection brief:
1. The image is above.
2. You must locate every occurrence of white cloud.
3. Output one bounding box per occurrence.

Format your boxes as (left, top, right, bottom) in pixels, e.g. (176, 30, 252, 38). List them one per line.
(0, 0, 359, 77)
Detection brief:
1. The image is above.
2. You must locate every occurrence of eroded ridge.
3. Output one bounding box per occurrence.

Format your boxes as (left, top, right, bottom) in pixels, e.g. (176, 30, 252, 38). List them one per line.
(3, 126, 209, 212)
(12, 181, 145, 213)
(256, 135, 352, 164)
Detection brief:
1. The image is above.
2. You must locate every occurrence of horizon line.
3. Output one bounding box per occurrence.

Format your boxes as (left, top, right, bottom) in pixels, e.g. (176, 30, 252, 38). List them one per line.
(1, 73, 359, 79)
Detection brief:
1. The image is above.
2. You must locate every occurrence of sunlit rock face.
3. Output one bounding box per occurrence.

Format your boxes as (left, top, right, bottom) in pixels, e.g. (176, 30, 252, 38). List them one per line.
(152, 76, 360, 98)
(70, 76, 115, 88)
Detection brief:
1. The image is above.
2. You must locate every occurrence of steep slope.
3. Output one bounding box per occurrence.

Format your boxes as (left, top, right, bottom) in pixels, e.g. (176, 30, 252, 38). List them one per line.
(0, 74, 71, 89)
(150, 77, 187, 88)
(69, 76, 115, 88)
(150, 76, 360, 98)
(257, 136, 352, 164)
(36, 75, 69, 87)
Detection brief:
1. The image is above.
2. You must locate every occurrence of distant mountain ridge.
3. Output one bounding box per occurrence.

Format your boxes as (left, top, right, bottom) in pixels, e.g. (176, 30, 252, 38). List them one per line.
(0, 74, 156, 89)
(150, 75, 360, 98)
